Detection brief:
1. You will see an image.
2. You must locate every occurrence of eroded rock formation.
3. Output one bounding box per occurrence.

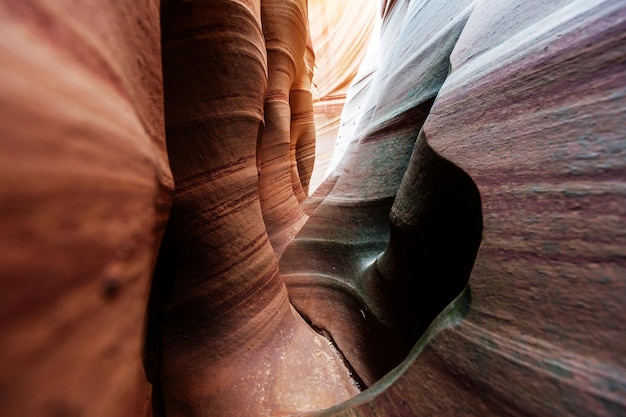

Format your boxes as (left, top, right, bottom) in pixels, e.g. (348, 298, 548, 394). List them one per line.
(307, 0, 379, 191)
(0, 1, 172, 416)
(0, 0, 624, 417)
(155, 1, 357, 415)
(286, 0, 626, 415)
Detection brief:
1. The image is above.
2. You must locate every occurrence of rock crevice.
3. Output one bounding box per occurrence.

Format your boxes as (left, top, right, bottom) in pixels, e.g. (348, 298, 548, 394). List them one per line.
(0, 1, 624, 417)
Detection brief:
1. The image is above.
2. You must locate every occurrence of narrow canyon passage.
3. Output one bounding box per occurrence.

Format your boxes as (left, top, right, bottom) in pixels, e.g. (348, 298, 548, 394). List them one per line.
(0, 1, 624, 417)
(149, 0, 484, 415)
(152, 1, 359, 415)
(148, 0, 626, 414)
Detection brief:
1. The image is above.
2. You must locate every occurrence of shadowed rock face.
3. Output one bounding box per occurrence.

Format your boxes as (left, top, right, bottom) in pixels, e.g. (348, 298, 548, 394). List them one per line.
(0, 1, 625, 417)
(155, 1, 358, 416)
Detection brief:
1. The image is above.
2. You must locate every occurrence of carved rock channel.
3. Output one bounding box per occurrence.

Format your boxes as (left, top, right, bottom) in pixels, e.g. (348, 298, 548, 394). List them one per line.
(0, 1, 624, 417)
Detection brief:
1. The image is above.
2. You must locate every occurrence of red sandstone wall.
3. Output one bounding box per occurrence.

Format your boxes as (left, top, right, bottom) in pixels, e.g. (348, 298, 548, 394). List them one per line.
(0, 1, 172, 416)
(157, 1, 357, 415)
(0, 0, 624, 416)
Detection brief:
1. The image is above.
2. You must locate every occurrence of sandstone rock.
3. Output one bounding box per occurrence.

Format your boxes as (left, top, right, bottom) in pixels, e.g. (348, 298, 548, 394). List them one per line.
(0, 1, 172, 416)
(1, 0, 624, 416)
(307, 0, 379, 193)
(286, 0, 626, 416)
(157, 1, 358, 415)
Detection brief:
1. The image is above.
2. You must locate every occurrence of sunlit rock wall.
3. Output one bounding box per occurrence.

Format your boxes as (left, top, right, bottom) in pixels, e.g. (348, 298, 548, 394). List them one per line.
(308, 0, 378, 192)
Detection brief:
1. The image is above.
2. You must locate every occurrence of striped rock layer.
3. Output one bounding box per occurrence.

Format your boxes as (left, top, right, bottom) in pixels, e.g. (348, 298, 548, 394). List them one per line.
(0, 0, 624, 417)
(307, 0, 379, 192)
(0, 1, 172, 417)
(156, 0, 357, 416)
(283, 0, 626, 416)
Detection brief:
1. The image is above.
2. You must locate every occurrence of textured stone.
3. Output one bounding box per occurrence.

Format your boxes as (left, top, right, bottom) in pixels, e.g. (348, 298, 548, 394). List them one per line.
(1, 0, 624, 416)
(284, 0, 626, 416)
(0, 1, 172, 417)
(156, 1, 358, 416)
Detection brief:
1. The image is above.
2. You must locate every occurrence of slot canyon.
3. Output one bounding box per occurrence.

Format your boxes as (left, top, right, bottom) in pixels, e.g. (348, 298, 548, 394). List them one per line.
(0, 0, 624, 416)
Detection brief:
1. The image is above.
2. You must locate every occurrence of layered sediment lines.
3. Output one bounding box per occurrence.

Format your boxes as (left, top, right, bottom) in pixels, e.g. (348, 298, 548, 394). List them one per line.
(0, 1, 172, 416)
(258, 0, 311, 256)
(307, 0, 379, 192)
(283, 0, 626, 416)
(157, 1, 357, 416)
(1, 0, 625, 416)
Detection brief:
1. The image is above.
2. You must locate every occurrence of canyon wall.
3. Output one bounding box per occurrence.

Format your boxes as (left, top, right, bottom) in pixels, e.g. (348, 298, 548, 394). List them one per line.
(0, 0, 624, 417)
(156, 1, 357, 415)
(286, 0, 626, 415)
(0, 1, 172, 416)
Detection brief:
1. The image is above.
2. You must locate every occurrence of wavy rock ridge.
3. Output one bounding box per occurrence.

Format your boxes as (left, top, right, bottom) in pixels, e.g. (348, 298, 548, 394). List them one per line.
(155, 1, 358, 415)
(0, 0, 624, 417)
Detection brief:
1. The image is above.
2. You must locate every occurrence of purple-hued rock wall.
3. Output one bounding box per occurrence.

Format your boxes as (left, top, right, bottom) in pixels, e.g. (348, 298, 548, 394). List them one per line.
(289, 1, 626, 415)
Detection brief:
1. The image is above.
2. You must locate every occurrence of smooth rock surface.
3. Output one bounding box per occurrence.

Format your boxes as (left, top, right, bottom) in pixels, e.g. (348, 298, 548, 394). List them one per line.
(0, 1, 172, 416)
(285, 0, 626, 416)
(156, 1, 358, 416)
(0, 0, 624, 416)
(307, 0, 379, 193)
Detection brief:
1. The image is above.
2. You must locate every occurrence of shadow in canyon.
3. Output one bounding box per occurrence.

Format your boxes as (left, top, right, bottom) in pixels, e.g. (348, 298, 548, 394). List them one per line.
(144, 1, 483, 414)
